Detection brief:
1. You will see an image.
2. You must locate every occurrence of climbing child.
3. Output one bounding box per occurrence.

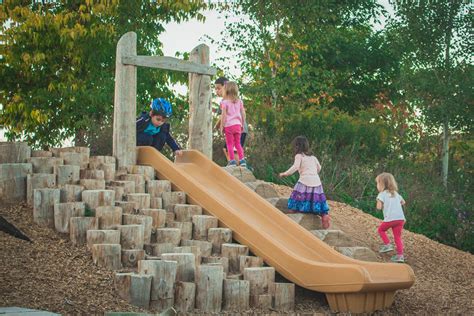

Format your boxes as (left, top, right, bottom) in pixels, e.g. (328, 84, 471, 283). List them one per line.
(375, 172, 406, 263)
(219, 81, 247, 167)
(279, 136, 330, 229)
(136, 98, 183, 157)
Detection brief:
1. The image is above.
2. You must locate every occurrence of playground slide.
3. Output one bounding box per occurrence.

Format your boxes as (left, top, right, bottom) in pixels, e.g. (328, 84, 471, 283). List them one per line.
(137, 147, 415, 313)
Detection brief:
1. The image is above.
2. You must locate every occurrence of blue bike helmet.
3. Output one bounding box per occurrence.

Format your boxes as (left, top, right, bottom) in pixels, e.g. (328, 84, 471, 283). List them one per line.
(151, 98, 172, 118)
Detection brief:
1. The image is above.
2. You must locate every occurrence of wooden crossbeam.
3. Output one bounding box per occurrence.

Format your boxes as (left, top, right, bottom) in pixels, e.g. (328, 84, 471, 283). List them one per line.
(122, 55, 217, 76)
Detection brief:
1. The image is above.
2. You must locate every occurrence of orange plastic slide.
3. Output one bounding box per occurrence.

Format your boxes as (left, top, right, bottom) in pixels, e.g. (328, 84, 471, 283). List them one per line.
(137, 147, 415, 313)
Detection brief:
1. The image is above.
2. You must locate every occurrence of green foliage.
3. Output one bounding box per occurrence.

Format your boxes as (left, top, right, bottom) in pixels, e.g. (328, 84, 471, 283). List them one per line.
(0, 0, 207, 150)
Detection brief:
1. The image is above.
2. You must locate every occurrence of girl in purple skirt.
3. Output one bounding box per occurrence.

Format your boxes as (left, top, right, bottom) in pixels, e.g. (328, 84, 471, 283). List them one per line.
(279, 136, 330, 229)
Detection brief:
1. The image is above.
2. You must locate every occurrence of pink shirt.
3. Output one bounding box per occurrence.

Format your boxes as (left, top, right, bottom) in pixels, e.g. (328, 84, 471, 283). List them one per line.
(283, 154, 322, 187)
(221, 99, 244, 128)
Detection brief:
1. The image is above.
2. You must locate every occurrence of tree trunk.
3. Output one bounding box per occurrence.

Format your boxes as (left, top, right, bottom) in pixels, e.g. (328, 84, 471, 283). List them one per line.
(441, 113, 450, 189)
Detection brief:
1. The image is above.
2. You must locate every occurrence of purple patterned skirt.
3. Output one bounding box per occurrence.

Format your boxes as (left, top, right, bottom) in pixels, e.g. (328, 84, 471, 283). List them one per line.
(288, 182, 329, 215)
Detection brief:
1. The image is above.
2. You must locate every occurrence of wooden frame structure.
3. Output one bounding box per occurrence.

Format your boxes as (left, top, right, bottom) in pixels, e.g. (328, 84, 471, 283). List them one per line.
(113, 32, 217, 168)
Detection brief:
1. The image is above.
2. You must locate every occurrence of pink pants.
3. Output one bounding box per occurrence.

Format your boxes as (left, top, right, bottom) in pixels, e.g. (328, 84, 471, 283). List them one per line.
(224, 124, 244, 161)
(378, 220, 405, 255)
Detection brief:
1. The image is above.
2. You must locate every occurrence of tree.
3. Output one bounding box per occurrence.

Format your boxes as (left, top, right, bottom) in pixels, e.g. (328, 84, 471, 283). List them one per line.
(0, 0, 206, 151)
(388, 0, 473, 189)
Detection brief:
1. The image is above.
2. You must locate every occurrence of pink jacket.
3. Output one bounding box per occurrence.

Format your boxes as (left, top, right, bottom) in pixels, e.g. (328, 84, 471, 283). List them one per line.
(282, 154, 322, 187)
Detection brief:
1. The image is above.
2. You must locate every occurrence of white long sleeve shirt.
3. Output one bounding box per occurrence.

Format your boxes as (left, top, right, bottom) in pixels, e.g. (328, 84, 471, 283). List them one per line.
(282, 154, 322, 187)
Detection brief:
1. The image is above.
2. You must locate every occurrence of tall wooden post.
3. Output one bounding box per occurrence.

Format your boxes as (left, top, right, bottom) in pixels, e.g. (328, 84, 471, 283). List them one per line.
(113, 32, 137, 168)
(189, 44, 212, 158)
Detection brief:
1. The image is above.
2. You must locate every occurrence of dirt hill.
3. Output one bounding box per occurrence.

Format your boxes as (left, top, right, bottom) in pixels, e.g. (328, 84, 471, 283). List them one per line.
(1, 186, 473, 314)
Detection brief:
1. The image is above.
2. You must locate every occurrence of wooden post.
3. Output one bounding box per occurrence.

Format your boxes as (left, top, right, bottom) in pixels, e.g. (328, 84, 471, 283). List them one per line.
(91, 244, 122, 270)
(223, 279, 250, 311)
(243, 267, 275, 297)
(123, 214, 153, 244)
(168, 221, 192, 241)
(221, 243, 249, 275)
(126, 193, 151, 210)
(155, 228, 181, 246)
(188, 44, 212, 158)
(146, 180, 171, 198)
(161, 191, 186, 209)
(239, 255, 264, 274)
(192, 215, 218, 240)
(113, 31, 137, 168)
(161, 253, 196, 282)
(117, 224, 144, 250)
(87, 229, 121, 250)
(182, 240, 212, 257)
(128, 165, 155, 181)
(59, 184, 84, 203)
(144, 243, 174, 257)
(173, 204, 202, 222)
(82, 190, 115, 211)
(121, 249, 145, 268)
(202, 256, 229, 275)
(175, 281, 196, 313)
(271, 283, 295, 311)
(120, 174, 145, 193)
(95, 206, 123, 229)
(138, 260, 178, 311)
(56, 165, 80, 185)
(53, 202, 85, 233)
(173, 246, 201, 266)
(139, 208, 166, 229)
(27, 174, 56, 206)
(195, 264, 224, 312)
(79, 179, 106, 190)
(208, 228, 232, 254)
(33, 188, 60, 228)
(69, 217, 98, 245)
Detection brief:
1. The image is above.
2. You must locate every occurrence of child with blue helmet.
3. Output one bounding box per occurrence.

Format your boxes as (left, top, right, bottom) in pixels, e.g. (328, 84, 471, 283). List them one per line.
(136, 98, 183, 156)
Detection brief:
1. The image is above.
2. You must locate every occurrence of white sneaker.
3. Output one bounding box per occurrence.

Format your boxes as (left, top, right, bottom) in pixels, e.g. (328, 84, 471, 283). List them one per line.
(379, 244, 394, 253)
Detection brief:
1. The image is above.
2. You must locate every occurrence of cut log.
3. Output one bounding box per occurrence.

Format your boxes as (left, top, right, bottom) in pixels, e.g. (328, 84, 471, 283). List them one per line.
(221, 243, 249, 274)
(0, 163, 32, 202)
(155, 228, 181, 246)
(181, 240, 212, 257)
(91, 244, 122, 270)
(173, 204, 202, 222)
(173, 246, 201, 266)
(31, 150, 52, 158)
(95, 206, 123, 229)
(143, 243, 174, 257)
(250, 294, 272, 309)
(223, 279, 250, 311)
(139, 209, 166, 229)
(167, 221, 192, 241)
(69, 217, 98, 245)
(174, 281, 196, 313)
(165, 211, 175, 226)
(116, 224, 144, 250)
(106, 185, 125, 202)
(208, 228, 232, 254)
(195, 264, 224, 312)
(27, 174, 56, 206)
(245, 180, 279, 199)
(138, 260, 177, 311)
(271, 282, 295, 311)
(89, 155, 116, 169)
(33, 188, 61, 228)
(129, 274, 152, 308)
(243, 267, 275, 296)
(82, 190, 115, 211)
(123, 214, 153, 244)
(53, 202, 85, 233)
(161, 253, 196, 282)
(51, 147, 89, 167)
(80, 169, 104, 180)
(121, 249, 145, 268)
(128, 165, 155, 181)
(99, 163, 116, 182)
(59, 184, 84, 203)
(150, 197, 163, 209)
(126, 193, 150, 211)
(146, 180, 171, 198)
(120, 174, 146, 193)
(79, 179, 106, 190)
(161, 191, 186, 208)
(0, 142, 30, 163)
(192, 215, 218, 240)
(115, 201, 136, 214)
(202, 256, 229, 274)
(109, 180, 135, 195)
(239, 255, 264, 274)
(29, 157, 63, 174)
(56, 165, 80, 185)
(59, 151, 87, 168)
(87, 229, 121, 250)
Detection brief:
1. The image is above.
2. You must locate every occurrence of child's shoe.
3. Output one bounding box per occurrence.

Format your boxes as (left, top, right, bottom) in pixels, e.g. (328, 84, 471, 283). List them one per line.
(239, 159, 247, 167)
(227, 160, 237, 166)
(321, 214, 331, 229)
(390, 254, 405, 263)
(379, 244, 394, 253)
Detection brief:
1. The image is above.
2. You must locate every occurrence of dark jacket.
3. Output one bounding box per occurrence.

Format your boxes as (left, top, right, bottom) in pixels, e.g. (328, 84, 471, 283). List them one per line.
(136, 111, 180, 151)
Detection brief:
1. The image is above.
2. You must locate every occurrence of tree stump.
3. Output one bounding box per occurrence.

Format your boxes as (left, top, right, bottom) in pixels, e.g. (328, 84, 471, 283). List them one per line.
(29, 157, 63, 174)
(80, 169, 104, 180)
(271, 282, 295, 311)
(115, 201, 136, 214)
(121, 249, 145, 268)
(161, 191, 186, 208)
(27, 174, 56, 205)
(182, 240, 212, 257)
(202, 256, 229, 274)
(109, 180, 135, 196)
(128, 165, 155, 181)
(82, 190, 115, 211)
(33, 188, 60, 228)
(96, 206, 123, 229)
(173, 246, 201, 266)
(117, 224, 144, 250)
(79, 179, 106, 190)
(245, 180, 279, 199)
(91, 244, 122, 270)
(195, 264, 224, 312)
(250, 294, 272, 309)
(168, 221, 192, 241)
(222, 243, 249, 274)
(161, 253, 196, 282)
(123, 214, 153, 244)
(120, 174, 146, 193)
(144, 243, 174, 257)
(69, 217, 98, 245)
(174, 281, 196, 313)
(139, 209, 166, 229)
(239, 255, 264, 274)
(126, 193, 150, 211)
(150, 197, 163, 209)
(87, 229, 121, 250)
(146, 180, 171, 198)
(59, 184, 84, 202)
(223, 279, 250, 311)
(56, 165, 80, 185)
(173, 204, 202, 222)
(243, 267, 275, 296)
(155, 228, 181, 246)
(53, 202, 85, 233)
(138, 260, 177, 311)
(192, 215, 218, 240)
(208, 228, 232, 254)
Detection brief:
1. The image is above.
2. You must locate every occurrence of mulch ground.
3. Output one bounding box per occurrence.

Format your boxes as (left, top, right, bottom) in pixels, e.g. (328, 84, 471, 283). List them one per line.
(1, 185, 473, 315)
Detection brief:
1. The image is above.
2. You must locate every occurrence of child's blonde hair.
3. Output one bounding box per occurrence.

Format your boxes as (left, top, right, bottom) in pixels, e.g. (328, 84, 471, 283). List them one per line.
(376, 172, 399, 196)
(223, 81, 239, 102)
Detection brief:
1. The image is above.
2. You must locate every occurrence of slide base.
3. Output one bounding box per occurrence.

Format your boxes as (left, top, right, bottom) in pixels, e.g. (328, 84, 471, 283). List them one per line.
(326, 290, 395, 313)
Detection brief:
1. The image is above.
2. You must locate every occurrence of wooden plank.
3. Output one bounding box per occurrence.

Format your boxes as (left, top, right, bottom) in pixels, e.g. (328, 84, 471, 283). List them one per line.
(122, 55, 217, 76)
